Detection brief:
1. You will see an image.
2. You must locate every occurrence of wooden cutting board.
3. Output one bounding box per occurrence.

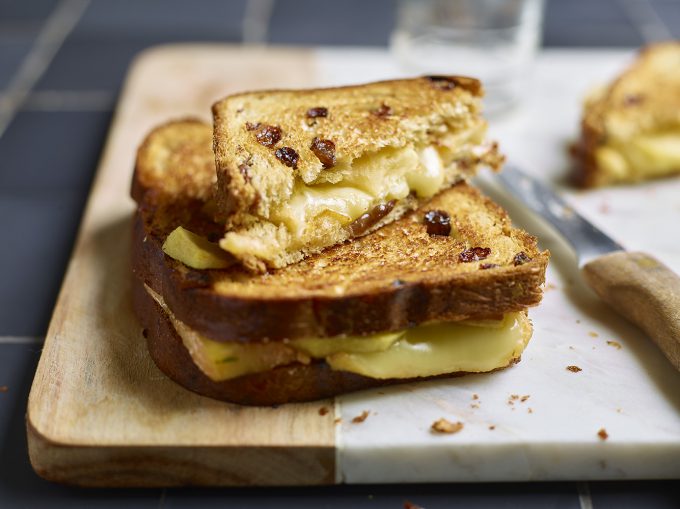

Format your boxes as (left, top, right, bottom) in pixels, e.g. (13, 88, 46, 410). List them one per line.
(27, 45, 340, 487)
(27, 45, 680, 486)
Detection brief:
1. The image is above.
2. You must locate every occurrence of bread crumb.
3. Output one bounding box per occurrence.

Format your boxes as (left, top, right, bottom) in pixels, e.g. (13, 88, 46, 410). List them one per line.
(528, 408, 533, 414)
(352, 410, 370, 424)
(616, 408, 622, 413)
(0, 385, 8, 393)
(470, 404, 479, 409)
(566, 365, 582, 373)
(576, 319, 581, 324)
(472, 393, 479, 400)
(431, 418, 464, 434)
(520, 395, 530, 403)
(488, 425, 496, 430)
(598, 428, 609, 441)
(607, 340, 622, 350)
(333, 418, 342, 425)
(318, 406, 329, 416)
(569, 346, 575, 350)
(589, 331, 599, 338)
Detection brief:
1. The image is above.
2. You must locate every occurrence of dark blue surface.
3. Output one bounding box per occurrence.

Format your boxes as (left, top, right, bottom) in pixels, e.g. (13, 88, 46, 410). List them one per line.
(268, 0, 398, 46)
(0, 111, 111, 336)
(0, 33, 35, 89)
(0, 0, 677, 506)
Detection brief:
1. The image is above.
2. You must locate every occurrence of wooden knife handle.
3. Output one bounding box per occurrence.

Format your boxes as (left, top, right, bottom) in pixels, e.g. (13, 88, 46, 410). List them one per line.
(582, 251, 680, 370)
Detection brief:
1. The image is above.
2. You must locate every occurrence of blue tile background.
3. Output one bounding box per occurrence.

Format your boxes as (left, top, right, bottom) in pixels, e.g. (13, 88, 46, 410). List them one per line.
(268, 0, 398, 46)
(0, 111, 111, 336)
(0, 33, 35, 89)
(0, 0, 677, 506)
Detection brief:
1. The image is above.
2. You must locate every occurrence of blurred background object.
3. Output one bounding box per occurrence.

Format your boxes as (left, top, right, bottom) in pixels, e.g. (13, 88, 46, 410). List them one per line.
(391, 0, 545, 115)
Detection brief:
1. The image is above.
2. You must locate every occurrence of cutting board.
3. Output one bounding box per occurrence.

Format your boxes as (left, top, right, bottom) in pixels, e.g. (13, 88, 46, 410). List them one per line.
(27, 45, 680, 487)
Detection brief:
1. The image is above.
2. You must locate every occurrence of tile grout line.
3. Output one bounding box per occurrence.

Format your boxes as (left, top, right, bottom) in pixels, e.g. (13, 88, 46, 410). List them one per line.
(577, 481, 594, 509)
(0, 336, 44, 344)
(0, 0, 90, 139)
(242, 0, 275, 44)
(618, 0, 672, 43)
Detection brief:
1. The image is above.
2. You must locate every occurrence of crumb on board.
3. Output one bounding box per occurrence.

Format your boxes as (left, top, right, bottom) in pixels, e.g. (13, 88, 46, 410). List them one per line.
(589, 331, 599, 338)
(352, 410, 370, 424)
(607, 340, 622, 350)
(616, 408, 622, 413)
(470, 404, 479, 409)
(569, 346, 575, 350)
(472, 393, 479, 400)
(528, 408, 533, 414)
(431, 418, 464, 434)
(567, 365, 582, 373)
(0, 385, 8, 393)
(334, 418, 342, 425)
(520, 395, 530, 403)
(598, 428, 609, 441)
(576, 319, 581, 324)
(488, 425, 496, 430)
(318, 406, 329, 416)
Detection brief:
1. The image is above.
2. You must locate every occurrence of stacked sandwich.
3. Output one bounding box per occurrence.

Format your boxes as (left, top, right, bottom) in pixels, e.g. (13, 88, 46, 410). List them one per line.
(131, 76, 549, 405)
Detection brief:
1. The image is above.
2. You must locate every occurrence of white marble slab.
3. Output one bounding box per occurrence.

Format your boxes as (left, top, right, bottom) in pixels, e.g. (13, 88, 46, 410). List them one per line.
(316, 49, 680, 482)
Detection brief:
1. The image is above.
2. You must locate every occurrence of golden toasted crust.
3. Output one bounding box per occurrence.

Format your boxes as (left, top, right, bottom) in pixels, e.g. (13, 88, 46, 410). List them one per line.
(133, 119, 216, 203)
(132, 277, 527, 406)
(130, 119, 545, 404)
(212, 76, 502, 270)
(132, 181, 548, 342)
(573, 42, 680, 187)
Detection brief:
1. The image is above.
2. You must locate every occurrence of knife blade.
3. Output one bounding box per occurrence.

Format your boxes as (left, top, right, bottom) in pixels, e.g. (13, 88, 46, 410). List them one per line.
(497, 165, 680, 370)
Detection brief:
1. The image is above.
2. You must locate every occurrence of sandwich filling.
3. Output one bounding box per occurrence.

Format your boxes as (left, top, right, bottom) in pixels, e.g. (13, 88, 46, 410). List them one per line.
(220, 124, 502, 270)
(593, 130, 680, 183)
(145, 285, 530, 381)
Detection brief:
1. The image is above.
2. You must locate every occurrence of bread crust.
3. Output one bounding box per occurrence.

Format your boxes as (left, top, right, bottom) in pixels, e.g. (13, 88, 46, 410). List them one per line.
(212, 76, 502, 270)
(132, 182, 548, 342)
(132, 276, 523, 406)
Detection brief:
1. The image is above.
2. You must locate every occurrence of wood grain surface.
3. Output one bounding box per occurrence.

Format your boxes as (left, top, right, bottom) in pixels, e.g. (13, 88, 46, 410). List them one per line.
(26, 45, 339, 486)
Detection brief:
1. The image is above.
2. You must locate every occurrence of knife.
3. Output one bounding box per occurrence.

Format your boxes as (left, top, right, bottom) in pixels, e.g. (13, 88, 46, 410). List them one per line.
(497, 165, 680, 370)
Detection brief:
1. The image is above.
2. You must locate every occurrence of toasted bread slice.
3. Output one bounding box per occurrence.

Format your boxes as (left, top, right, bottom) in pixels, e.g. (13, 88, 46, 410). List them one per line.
(132, 121, 547, 343)
(212, 76, 504, 271)
(573, 42, 680, 187)
(131, 120, 547, 404)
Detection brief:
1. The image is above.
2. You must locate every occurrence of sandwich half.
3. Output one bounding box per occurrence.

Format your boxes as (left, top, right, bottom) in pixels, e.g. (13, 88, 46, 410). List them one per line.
(573, 42, 680, 187)
(212, 76, 504, 272)
(131, 120, 548, 406)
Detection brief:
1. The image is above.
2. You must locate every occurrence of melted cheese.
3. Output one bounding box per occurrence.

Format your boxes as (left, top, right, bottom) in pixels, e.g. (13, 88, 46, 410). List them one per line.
(145, 285, 529, 382)
(327, 314, 529, 379)
(266, 145, 445, 239)
(596, 130, 680, 182)
(162, 226, 231, 270)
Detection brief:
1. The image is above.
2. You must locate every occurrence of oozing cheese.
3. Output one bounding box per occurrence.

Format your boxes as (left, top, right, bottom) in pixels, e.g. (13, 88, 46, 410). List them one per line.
(269, 145, 445, 237)
(145, 285, 530, 382)
(596, 130, 680, 182)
